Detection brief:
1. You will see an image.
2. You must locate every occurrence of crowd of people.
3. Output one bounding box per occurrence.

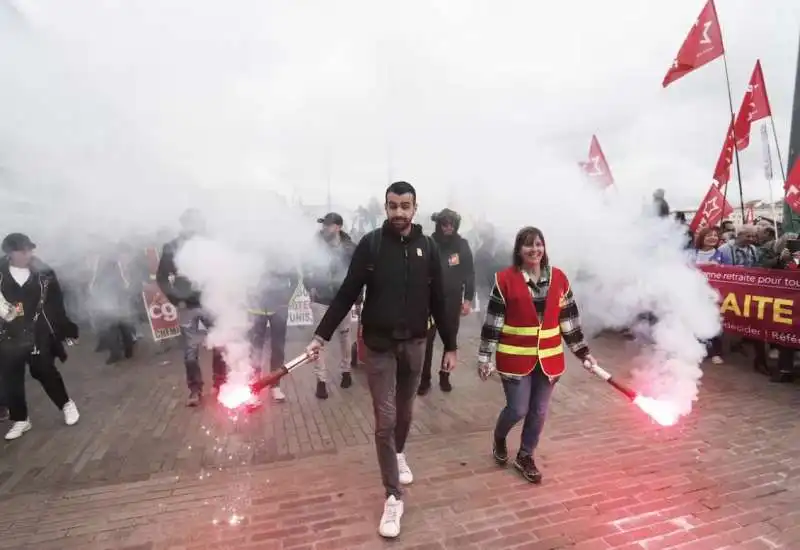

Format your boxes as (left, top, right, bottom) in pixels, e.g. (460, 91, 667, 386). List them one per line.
(0, 182, 797, 539)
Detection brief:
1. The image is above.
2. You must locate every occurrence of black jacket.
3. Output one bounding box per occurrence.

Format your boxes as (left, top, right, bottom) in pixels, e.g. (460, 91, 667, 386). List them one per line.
(303, 231, 357, 305)
(432, 231, 475, 304)
(315, 221, 457, 351)
(156, 235, 202, 309)
(0, 257, 79, 360)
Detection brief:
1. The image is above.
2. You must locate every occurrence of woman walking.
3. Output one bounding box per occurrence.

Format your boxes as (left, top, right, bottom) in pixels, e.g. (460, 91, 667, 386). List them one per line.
(477, 226, 596, 483)
(689, 227, 724, 365)
(0, 233, 80, 441)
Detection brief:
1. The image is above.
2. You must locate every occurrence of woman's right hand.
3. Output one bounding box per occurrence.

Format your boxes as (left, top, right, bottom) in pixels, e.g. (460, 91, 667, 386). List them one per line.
(477, 361, 495, 381)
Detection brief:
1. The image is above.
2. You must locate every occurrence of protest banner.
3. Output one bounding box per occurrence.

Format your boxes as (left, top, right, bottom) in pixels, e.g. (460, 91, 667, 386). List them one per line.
(287, 281, 314, 327)
(700, 265, 800, 348)
(142, 283, 181, 341)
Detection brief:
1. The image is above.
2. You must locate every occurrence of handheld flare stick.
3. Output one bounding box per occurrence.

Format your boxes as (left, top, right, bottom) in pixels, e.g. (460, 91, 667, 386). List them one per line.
(581, 360, 679, 426)
(250, 352, 317, 394)
(581, 360, 637, 400)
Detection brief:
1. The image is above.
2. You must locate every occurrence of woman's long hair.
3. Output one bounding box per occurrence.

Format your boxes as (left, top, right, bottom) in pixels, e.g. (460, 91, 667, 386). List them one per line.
(513, 226, 548, 269)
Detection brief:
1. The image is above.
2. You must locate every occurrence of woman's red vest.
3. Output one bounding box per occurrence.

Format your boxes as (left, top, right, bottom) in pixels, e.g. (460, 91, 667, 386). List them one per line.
(494, 266, 569, 378)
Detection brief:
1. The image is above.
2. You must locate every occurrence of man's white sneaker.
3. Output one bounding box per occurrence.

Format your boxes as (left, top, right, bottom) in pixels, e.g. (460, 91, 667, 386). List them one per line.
(271, 386, 286, 403)
(378, 495, 404, 538)
(397, 453, 413, 485)
(63, 400, 80, 426)
(5, 420, 32, 441)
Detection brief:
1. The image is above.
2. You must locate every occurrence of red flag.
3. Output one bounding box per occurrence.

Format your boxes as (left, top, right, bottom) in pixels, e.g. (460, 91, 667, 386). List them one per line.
(689, 184, 734, 233)
(786, 158, 800, 215)
(662, 0, 725, 87)
(745, 204, 755, 224)
(712, 121, 736, 189)
(578, 135, 614, 188)
(733, 60, 772, 150)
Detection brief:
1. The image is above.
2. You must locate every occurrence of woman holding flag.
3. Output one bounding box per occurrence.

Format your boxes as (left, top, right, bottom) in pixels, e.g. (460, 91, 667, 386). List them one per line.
(477, 226, 596, 483)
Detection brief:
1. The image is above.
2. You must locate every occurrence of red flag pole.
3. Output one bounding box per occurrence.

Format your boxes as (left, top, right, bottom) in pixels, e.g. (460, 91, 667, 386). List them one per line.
(722, 51, 746, 219)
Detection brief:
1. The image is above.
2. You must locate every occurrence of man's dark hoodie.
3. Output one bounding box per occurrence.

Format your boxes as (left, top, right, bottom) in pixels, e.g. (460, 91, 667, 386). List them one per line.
(304, 230, 357, 305)
(431, 209, 475, 307)
(157, 234, 202, 309)
(314, 220, 456, 351)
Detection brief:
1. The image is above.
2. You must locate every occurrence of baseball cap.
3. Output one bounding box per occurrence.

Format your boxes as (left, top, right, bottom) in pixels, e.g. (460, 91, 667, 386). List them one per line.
(2, 233, 36, 254)
(317, 212, 344, 226)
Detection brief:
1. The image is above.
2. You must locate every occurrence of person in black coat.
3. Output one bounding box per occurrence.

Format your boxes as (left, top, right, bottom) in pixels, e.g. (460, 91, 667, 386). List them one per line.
(419, 208, 475, 394)
(0, 233, 80, 441)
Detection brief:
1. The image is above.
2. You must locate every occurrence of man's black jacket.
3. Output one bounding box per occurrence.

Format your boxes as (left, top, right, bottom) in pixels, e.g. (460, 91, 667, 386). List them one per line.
(432, 230, 475, 305)
(314, 221, 457, 351)
(156, 235, 202, 309)
(0, 257, 79, 360)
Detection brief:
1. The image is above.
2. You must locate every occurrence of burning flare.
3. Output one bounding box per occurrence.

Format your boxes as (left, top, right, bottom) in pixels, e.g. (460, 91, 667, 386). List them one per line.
(217, 383, 254, 410)
(632, 395, 680, 426)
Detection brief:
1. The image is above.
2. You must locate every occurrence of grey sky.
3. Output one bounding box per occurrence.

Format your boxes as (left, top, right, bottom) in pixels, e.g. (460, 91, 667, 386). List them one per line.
(3, 0, 800, 215)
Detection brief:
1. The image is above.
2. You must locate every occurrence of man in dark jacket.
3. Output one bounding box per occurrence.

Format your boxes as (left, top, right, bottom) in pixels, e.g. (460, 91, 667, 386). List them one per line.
(419, 208, 474, 395)
(305, 181, 457, 540)
(0, 233, 80, 440)
(156, 209, 226, 407)
(304, 212, 357, 399)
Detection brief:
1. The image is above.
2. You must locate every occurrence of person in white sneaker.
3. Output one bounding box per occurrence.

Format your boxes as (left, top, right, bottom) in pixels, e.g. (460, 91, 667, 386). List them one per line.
(305, 182, 458, 539)
(0, 233, 81, 441)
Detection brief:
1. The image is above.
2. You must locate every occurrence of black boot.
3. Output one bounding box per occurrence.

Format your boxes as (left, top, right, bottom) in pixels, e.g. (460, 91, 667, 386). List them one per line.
(493, 437, 508, 465)
(417, 378, 431, 396)
(439, 372, 452, 392)
(341, 372, 352, 389)
(315, 380, 329, 400)
(514, 453, 543, 484)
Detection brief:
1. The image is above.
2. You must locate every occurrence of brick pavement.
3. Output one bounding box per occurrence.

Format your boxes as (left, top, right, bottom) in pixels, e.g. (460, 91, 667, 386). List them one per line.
(0, 317, 798, 549)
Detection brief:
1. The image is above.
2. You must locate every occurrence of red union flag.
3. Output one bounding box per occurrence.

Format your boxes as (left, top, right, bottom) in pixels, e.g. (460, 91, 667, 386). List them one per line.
(733, 60, 772, 150)
(578, 135, 614, 188)
(689, 183, 734, 233)
(712, 121, 736, 188)
(786, 158, 800, 215)
(662, 0, 725, 87)
(745, 204, 755, 224)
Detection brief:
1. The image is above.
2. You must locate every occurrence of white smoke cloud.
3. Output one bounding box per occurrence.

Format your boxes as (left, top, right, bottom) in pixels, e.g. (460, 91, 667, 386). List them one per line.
(1, 0, 788, 416)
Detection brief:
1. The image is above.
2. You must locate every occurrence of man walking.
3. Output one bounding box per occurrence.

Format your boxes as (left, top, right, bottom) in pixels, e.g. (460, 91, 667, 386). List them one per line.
(419, 208, 474, 394)
(306, 181, 457, 539)
(156, 209, 227, 406)
(304, 212, 357, 399)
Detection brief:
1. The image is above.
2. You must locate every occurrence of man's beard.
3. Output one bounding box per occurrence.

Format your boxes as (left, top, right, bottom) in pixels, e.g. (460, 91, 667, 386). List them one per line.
(391, 217, 411, 231)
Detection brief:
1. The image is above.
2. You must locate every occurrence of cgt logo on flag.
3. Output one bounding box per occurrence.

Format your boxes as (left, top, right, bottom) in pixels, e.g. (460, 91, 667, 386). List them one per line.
(578, 135, 614, 188)
(662, 0, 725, 88)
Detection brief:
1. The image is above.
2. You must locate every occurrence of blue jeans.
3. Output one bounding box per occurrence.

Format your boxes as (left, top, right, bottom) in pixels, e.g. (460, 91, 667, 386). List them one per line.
(494, 367, 556, 457)
(179, 307, 226, 392)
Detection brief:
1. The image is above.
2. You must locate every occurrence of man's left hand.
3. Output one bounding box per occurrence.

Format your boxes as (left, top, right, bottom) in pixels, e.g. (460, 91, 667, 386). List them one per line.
(442, 350, 458, 372)
(460, 302, 472, 316)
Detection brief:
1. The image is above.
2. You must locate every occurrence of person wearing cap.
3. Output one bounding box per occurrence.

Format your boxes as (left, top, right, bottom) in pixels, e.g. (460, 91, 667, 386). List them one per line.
(0, 233, 80, 441)
(419, 208, 475, 395)
(303, 212, 358, 399)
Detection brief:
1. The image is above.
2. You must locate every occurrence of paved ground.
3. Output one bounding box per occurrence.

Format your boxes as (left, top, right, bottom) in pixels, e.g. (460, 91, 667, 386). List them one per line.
(0, 316, 798, 550)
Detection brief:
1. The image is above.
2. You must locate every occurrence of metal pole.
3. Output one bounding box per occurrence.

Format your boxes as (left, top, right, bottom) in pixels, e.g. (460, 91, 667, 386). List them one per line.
(722, 53, 746, 219)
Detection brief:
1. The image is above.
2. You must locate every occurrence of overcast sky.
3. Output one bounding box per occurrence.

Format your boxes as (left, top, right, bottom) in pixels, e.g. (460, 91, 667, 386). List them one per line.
(2, 0, 800, 216)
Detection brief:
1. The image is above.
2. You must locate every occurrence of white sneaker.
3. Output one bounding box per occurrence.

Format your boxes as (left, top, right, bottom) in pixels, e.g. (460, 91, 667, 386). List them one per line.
(378, 495, 404, 538)
(711, 355, 724, 365)
(271, 386, 286, 403)
(5, 420, 31, 441)
(63, 400, 80, 426)
(397, 453, 413, 485)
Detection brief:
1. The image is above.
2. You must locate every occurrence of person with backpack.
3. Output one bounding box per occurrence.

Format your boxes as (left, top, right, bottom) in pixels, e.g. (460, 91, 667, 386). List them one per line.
(305, 181, 457, 539)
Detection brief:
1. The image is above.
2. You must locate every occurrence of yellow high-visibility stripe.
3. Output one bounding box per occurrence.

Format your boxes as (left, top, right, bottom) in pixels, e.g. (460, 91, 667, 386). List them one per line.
(539, 327, 560, 338)
(496, 344, 564, 357)
(501, 325, 538, 336)
(538, 345, 564, 358)
(500, 325, 560, 338)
